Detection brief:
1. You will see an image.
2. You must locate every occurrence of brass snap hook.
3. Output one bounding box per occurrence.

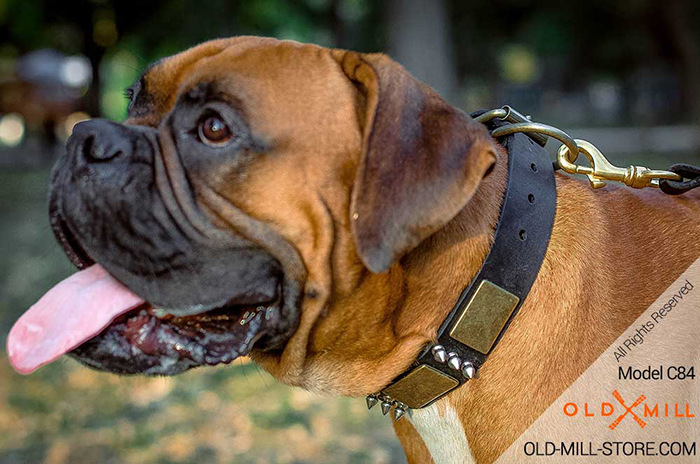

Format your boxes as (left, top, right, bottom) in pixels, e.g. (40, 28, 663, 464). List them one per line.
(479, 105, 685, 191)
(557, 140, 683, 189)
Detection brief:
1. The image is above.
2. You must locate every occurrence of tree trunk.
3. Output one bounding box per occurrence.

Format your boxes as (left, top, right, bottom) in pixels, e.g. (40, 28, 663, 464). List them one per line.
(385, 0, 458, 104)
(84, 47, 105, 118)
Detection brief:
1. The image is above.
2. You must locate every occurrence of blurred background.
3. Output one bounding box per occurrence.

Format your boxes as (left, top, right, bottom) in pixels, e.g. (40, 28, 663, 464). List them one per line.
(0, 1, 699, 463)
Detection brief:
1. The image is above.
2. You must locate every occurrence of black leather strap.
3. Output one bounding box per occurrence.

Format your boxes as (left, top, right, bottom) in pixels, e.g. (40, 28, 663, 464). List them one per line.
(380, 120, 557, 408)
(659, 163, 700, 195)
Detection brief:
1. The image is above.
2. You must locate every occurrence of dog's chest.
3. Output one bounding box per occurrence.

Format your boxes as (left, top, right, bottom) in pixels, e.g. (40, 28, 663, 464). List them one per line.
(408, 403, 476, 464)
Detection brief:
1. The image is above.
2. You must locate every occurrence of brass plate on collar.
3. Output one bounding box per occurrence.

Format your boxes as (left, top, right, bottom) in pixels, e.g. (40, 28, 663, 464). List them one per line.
(381, 365, 459, 409)
(449, 280, 520, 354)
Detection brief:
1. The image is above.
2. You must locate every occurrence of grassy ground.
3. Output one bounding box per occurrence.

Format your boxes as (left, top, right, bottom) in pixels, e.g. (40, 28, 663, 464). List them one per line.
(0, 167, 406, 464)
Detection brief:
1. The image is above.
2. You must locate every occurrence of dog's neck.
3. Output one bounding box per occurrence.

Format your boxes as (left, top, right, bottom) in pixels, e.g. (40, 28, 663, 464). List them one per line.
(384, 150, 505, 464)
(388, 155, 584, 464)
(396, 147, 509, 351)
(388, 175, 700, 464)
(322, 137, 697, 463)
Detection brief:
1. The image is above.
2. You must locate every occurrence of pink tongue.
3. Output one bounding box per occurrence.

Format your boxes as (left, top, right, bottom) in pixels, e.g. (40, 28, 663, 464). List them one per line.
(6, 264, 144, 375)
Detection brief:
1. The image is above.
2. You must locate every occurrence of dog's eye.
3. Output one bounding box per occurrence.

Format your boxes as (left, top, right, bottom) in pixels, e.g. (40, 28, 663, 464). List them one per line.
(198, 115, 233, 147)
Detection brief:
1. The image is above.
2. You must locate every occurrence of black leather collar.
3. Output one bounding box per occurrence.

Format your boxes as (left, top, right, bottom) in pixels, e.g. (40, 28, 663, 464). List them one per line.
(367, 112, 557, 418)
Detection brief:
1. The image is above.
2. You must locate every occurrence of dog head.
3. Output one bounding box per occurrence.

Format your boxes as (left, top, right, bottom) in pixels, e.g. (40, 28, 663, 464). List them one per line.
(44, 37, 498, 394)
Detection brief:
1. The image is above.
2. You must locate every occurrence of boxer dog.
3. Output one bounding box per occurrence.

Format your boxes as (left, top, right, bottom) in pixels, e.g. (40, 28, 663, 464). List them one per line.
(8, 37, 700, 463)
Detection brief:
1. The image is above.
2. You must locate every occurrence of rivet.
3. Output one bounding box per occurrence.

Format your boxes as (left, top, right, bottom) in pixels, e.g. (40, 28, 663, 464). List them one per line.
(393, 402, 407, 421)
(461, 361, 476, 380)
(381, 397, 393, 415)
(447, 352, 462, 371)
(366, 395, 378, 410)
(432, 345, 448, 363)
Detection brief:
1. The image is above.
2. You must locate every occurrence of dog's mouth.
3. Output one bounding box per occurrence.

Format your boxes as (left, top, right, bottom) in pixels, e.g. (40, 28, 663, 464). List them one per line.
(69, 277, 285, 376)
(6, 214, 288, 376)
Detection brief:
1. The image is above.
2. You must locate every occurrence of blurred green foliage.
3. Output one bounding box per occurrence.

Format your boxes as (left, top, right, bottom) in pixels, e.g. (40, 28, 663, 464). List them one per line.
(0, 0, 381, 120)
(1, 0, 699, 122)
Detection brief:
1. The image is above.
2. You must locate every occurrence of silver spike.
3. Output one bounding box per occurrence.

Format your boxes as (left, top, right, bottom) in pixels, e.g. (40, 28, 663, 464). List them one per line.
(381, 397, 393, 415)
(393, 402, 407, 421)
(432, 345, 448, 363)
(366, 395, 379, 410)
(461, 361, 476, 379)
(447, 352, 462, 371)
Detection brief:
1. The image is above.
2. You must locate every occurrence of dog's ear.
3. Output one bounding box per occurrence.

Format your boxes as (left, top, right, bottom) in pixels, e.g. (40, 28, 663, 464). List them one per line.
(337, 52, 498, 273)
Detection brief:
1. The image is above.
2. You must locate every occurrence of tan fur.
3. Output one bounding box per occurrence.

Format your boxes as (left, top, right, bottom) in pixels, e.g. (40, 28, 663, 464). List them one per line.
(131, 37, 700, 464)
(394, 418, 437, 464)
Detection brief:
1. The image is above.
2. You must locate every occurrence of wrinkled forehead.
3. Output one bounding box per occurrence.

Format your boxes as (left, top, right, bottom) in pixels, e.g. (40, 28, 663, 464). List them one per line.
(126, 36, 353, 134)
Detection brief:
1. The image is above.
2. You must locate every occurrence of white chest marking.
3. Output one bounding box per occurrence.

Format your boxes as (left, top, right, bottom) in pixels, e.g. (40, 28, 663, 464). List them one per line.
(408, 403, 475, 464)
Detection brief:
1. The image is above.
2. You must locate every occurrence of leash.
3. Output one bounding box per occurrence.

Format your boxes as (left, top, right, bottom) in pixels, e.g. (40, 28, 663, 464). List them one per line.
(366, 106, 700, 422)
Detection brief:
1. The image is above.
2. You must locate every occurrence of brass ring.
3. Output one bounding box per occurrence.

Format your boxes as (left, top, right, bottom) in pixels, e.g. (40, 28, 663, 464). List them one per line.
(490, 122, 580, 164)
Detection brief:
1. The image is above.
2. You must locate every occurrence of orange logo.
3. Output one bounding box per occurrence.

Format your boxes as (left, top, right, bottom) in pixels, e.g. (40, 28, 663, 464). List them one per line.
(609, 390, 646, 430)
(563, 390, 694, 430)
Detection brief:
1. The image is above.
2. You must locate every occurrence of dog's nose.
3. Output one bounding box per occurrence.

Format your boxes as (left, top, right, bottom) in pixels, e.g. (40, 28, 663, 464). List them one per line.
(68, 119, 132, 163)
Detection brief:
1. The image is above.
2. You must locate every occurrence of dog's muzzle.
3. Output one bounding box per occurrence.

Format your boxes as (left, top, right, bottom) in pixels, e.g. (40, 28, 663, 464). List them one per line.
(22, 119, 302, 375)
